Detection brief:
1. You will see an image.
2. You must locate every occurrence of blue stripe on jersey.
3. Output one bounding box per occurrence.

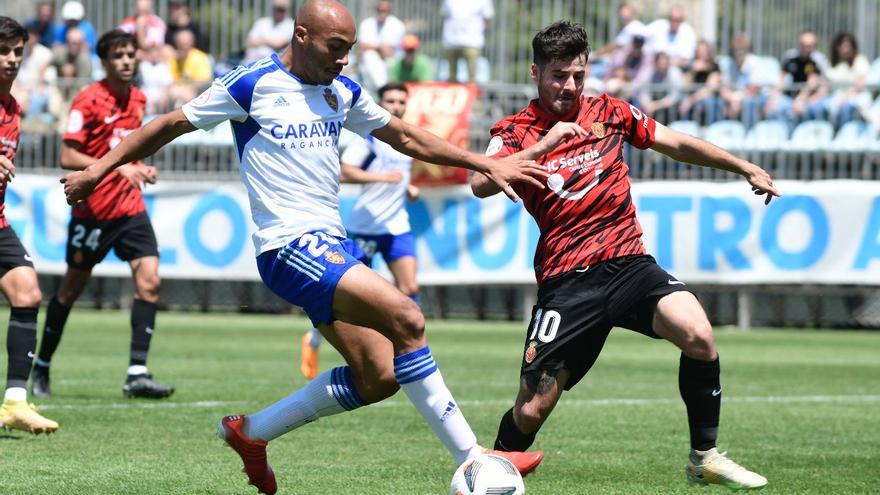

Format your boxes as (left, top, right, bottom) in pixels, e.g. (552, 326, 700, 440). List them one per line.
(358, 135, 377, 170)
(336, 75, 362, 108)
(230, 116, 261, 160)
(225, 60, 279, 113)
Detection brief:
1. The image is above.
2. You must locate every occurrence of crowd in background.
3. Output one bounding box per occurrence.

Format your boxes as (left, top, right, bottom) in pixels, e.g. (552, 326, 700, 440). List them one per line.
(9, 0, 880, 136)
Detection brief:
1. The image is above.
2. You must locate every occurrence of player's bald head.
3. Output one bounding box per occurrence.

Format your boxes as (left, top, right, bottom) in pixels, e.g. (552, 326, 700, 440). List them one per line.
(294, 0, 355, 38)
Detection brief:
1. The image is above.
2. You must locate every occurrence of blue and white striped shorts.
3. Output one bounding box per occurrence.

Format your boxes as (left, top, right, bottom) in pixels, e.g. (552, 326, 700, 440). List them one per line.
(257, 231, 367, 327)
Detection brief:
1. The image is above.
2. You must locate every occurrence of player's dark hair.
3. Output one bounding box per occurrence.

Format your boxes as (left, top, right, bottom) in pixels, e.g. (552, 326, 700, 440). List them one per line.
(0, 17, 28, 44)
(97, 29, 137, 61)
(378, 82, 408, 98)
(532, 21, 590, 68)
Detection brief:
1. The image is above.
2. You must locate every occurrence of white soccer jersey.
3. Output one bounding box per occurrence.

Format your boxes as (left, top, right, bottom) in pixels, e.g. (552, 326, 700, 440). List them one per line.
(181, 54, 392, 254)
(344, 135, 413, 235)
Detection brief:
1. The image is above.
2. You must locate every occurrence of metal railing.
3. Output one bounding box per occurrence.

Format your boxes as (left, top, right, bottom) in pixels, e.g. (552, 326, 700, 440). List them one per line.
(5, 0, 880, 84)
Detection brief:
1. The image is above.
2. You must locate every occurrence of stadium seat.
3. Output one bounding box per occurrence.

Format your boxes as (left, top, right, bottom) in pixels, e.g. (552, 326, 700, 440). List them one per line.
(789, 120, 834, 151)
(867, 57, 880, 86)
(745, 120, 789, 150)
(831, 120, 878, 151)
(436, 56, 492, 84)
(703, 120, 746, 148)
(668, 120, 700, 137)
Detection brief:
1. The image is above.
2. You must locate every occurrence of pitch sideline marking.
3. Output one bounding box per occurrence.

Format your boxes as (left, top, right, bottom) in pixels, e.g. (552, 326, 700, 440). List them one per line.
(35, 394, 880, 411)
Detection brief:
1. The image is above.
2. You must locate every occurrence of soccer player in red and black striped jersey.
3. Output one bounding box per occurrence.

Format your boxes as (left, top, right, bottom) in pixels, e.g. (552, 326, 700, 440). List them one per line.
(31, 30, 174, 400)
(0, 16, 59, 434)
(472, 22, 778, 490)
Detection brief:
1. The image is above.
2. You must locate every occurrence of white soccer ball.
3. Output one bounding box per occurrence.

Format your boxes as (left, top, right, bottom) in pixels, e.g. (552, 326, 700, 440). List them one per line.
(450, 454, 525, 495)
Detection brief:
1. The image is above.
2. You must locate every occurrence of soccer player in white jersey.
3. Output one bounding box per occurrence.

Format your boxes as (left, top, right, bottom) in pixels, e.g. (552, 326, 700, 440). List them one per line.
(60, 1, 549, 493)
(299, 81, 418, 380)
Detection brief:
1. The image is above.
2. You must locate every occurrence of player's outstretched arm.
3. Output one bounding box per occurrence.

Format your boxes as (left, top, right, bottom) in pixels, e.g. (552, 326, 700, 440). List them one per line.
(471, 122, 589, 198)
(371, 116, 548, 202)
(339, 164, 402, 184)
(651, 122, 781, 205)
(62, 109, 196, 204)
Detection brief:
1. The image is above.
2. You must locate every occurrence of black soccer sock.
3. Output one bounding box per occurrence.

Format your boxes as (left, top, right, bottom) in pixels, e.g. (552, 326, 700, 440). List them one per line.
(494, 408, 538, 451)
(679, 353, 721, 451)
(129, 299, 157, 368)
(6, 307, 38, 389)
(36, 296, 72, 366)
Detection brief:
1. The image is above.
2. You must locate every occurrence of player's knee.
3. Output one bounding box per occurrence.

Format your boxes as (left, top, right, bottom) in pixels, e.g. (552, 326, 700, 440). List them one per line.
(14, 286, 42, 308)
(137, 273, 161, 300)
(392, 300, 425, 341)
(683, 320, 716, 361)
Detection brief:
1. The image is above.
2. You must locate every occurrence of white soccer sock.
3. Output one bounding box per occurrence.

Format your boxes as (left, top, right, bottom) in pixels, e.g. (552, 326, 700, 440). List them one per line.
(127, 365, 148, 376)
(4, 387, 27, 402)
(244, 366, 364, 441)
(394, 346, 480, 464)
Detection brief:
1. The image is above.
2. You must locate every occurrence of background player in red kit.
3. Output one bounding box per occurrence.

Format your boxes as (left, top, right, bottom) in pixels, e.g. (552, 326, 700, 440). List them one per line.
(30, 30, 174, 399)
(0, 16, 58, 434)
(472, 22, 779, 491)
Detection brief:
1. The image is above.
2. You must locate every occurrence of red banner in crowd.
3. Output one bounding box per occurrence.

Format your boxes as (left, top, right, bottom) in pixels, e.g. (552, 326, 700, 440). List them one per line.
(403, 82, 479, 186)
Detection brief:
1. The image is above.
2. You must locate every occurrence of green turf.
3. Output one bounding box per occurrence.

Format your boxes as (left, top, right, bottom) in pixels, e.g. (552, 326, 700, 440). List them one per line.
(1, 310, 878, 494)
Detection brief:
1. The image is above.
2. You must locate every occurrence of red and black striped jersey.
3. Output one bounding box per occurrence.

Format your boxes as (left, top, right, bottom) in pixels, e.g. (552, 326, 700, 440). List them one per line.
(63, 80, 147, 220)
(489, 94, 656, 285)
(0, 94, 22, 230)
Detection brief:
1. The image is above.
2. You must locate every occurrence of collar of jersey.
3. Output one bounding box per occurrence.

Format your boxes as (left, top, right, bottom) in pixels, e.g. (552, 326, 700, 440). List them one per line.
(271, 53, 320, 86)
(531, 95, 583, 124)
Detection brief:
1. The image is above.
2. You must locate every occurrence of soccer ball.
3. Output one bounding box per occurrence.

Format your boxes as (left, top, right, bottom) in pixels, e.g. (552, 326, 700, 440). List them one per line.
(450, 454, 525, 495)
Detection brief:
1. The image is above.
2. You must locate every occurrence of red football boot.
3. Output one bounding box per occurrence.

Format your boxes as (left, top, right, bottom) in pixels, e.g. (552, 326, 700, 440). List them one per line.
(218, 415, 277, 495)
(485, 449, 544, 476)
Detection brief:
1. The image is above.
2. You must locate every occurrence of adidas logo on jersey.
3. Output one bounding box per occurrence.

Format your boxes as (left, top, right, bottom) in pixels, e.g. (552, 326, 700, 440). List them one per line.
(274, 95, 290, 107)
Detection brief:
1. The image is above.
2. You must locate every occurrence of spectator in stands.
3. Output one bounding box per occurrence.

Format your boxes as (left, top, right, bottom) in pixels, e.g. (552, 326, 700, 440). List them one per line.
(768, 31, 829, 123)
(139, 43, 174, 115)
(357, 0, 406, 92)
(636, 51, 683, 124)
(442, 0, 494, 83)
(12, 22, 57, 130)
(119, 0, 168, 50)
(614, 33, 651, 83)
(825, 32, 871, 128)
(646, 5, 696, 69)
(596, 3, 646, 64)
(167, 29, 212, 106)
(55, 1, 97, 52)
(165, 2, 206, 52)
(605, 66, 634, 101)
(719, 34, 764, 126)
(52, 27, 92, 90)
(678, 40, 723, 125)
(388, 34, 435, 83)
(243, 0, 295, 64)
(25, 2, 61, 48)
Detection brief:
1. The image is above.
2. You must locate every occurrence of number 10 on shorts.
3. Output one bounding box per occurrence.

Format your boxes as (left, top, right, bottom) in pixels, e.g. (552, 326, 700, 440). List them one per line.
(529, 308, 561, 343)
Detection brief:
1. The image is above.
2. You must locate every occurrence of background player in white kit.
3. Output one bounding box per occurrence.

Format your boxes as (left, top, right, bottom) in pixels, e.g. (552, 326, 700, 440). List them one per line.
(299, 81, 419, 380)
(61, 1, 547, 493)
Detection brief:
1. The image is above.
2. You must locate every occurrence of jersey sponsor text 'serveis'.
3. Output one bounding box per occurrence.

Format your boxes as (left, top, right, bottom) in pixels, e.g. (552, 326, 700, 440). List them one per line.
(344, 134, 413, 236)
(63, 80, 147, 220)
(182, 54, 391, 254)
(489, 94, 657, 285)
(0, 94, 22, 230)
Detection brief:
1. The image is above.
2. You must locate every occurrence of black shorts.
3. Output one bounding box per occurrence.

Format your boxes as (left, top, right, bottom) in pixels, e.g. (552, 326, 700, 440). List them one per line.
(0, 227, 34, 278)
(521, 254, 693, 390)
(66, 212, 159, 269)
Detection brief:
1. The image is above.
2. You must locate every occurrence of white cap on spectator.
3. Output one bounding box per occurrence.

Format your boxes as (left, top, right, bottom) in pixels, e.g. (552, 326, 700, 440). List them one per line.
(62, 1, 85, 21)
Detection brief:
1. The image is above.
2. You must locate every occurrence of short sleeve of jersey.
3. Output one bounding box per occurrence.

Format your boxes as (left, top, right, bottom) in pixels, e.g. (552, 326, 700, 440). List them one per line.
(486, 122, 521, 160)
(609, 97, 656, 150)
(62, 92, 93, 146)
(182, 79, 248, 131)
(340, 136, 372, 168)
(343, 89, 392, 138)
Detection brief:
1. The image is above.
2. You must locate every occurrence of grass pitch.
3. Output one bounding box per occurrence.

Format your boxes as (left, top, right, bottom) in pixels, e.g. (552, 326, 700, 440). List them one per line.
(1, 310, 878, 494)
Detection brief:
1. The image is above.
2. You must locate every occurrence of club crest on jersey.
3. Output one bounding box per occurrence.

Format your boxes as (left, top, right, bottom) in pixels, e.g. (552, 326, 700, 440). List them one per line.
(591, 122, 606, 138)
(525, 341, 538, 364)
(323, 88, 339, 112)
(324, 251, 345, 264)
